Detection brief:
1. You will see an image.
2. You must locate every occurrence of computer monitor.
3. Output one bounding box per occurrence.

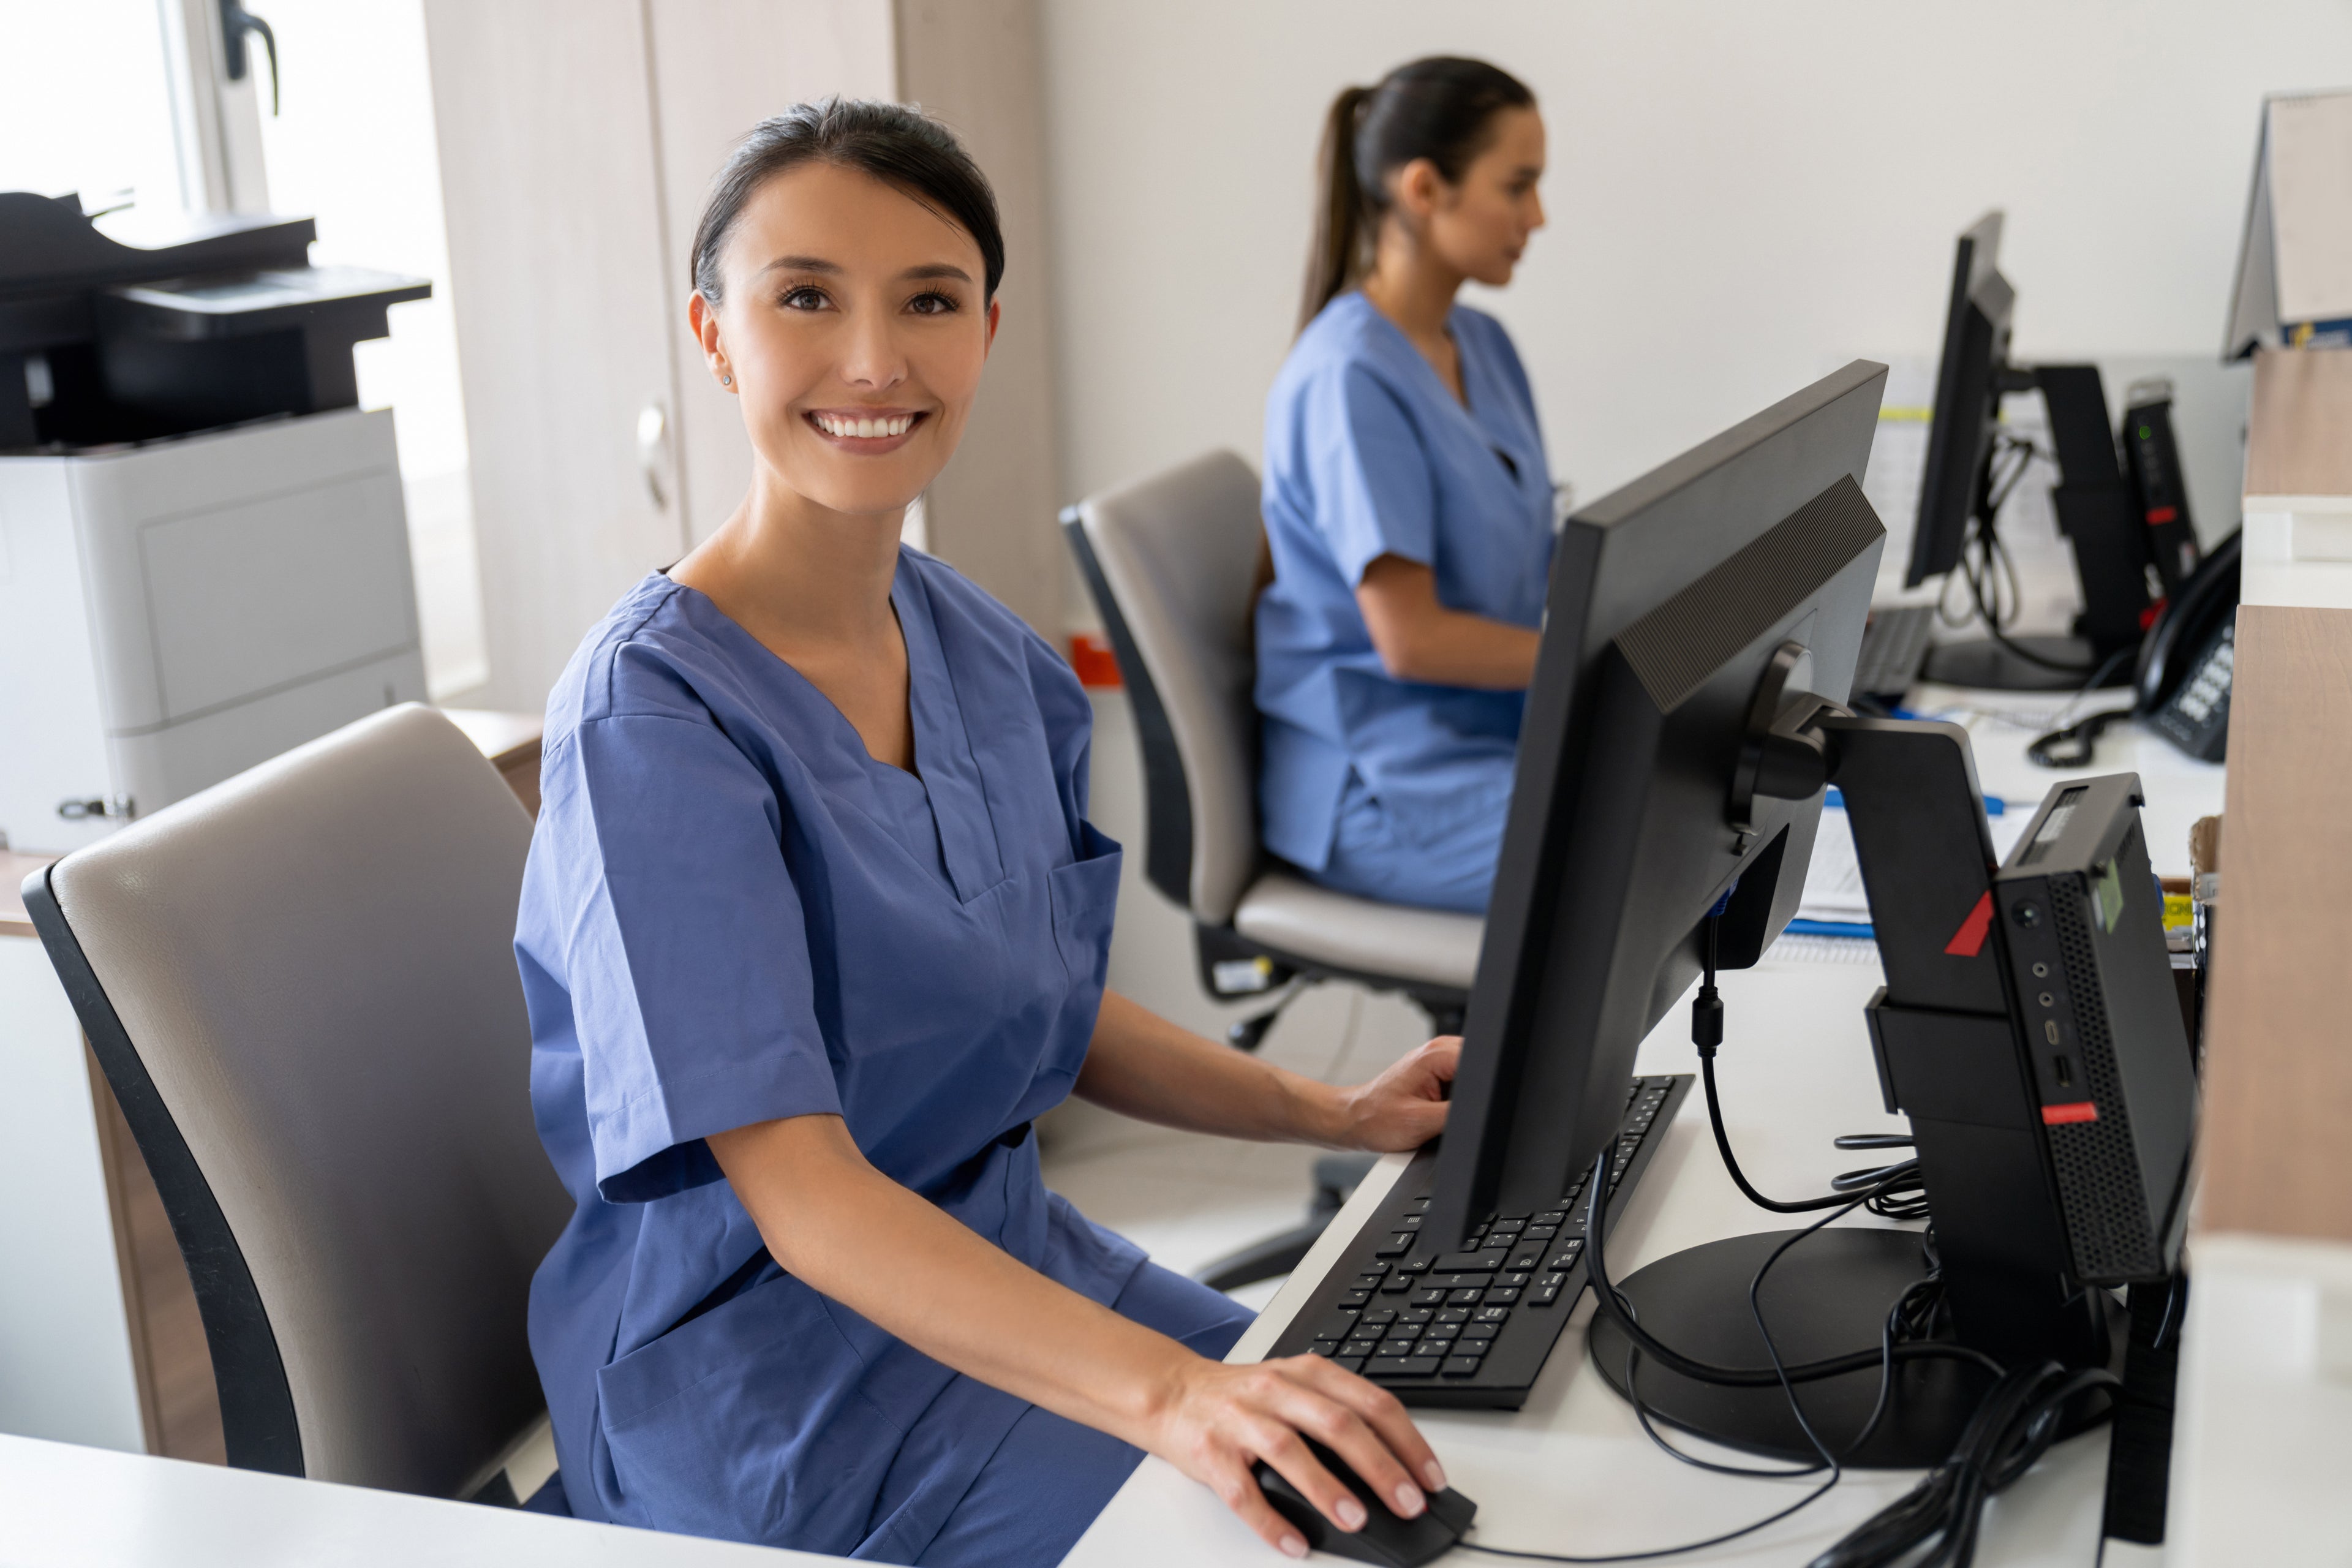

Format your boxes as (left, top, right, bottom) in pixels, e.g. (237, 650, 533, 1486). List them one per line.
(1424, 360, 1888, 1251)
(1907, 212, 2013, 588)
(1905, 211, 2157, 690)
(1421, 357, 2166, 1468)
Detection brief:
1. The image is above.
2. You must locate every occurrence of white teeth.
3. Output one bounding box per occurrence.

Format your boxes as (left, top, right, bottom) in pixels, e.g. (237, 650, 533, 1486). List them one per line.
(813, 416, 912, 442)
(815, 413, 913, 438)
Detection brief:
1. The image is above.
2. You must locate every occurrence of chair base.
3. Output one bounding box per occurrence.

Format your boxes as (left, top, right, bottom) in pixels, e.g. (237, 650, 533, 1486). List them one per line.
(1193, 1153, 1378, 1292)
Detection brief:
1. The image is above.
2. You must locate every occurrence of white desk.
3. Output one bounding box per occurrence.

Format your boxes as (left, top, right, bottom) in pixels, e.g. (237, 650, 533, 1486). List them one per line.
(1070, 707, 2223, 1567)
(0, 1431, 824, 1567)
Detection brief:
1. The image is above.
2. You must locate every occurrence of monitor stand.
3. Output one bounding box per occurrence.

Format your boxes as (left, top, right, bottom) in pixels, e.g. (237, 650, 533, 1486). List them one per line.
(1593, 697, 2126, 1466)
(1588, 1231, 2122, 1468)
(1922, 634, 2122, 692)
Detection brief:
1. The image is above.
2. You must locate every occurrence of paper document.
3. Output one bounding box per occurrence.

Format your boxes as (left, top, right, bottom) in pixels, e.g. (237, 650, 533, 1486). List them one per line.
(1796, 793, 2030, 930)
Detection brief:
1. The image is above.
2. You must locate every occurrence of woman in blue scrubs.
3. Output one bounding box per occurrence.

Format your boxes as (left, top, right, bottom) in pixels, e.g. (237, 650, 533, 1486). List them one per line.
(1257, 58, 1552, 914)
(516, 100, 1458, 1566)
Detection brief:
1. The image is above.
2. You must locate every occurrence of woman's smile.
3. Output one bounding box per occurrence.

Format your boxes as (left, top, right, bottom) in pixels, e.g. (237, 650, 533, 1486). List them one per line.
(805, 407, 927, 450)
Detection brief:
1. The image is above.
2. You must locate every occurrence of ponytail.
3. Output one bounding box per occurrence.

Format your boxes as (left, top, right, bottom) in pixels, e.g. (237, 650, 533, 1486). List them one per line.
(1300, 85, 1373, 332)
(1295, 58, 1536, 333)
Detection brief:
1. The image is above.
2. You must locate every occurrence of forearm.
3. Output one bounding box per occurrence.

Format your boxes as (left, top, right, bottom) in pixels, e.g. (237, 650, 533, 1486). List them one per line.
(1355, 554, 1539, 688)
(1376, 608, 1539, 688)
(710, 1114, 1191, 1447)
(1074, 990, 1346, 1144)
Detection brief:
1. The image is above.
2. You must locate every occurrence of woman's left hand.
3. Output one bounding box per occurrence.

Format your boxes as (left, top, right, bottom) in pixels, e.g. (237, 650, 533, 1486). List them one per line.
(1319, 1036, 1460, 1152)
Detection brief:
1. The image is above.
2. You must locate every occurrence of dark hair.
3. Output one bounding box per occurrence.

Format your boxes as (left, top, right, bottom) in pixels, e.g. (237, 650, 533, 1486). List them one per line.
(1300, 57, 1536, 330)
(690, 97, 1005, 306)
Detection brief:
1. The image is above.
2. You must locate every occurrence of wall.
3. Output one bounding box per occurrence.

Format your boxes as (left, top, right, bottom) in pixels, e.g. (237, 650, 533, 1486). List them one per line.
(1038, 1, 2352, 519)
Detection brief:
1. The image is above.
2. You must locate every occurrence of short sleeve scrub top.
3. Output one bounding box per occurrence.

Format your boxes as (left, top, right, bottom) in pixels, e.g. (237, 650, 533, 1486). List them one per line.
(1255, 292, 1556, 914)
(518, 551, 1251, 1564)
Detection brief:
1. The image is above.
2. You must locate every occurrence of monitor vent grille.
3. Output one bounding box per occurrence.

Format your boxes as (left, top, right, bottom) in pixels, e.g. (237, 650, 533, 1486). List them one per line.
(1615, 475, 1882, 713)
(2049, 876, 2157, 1281)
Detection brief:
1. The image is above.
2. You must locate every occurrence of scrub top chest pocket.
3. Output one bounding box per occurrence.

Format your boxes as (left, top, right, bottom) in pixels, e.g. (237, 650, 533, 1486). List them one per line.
(1048, 820, 1122, 988)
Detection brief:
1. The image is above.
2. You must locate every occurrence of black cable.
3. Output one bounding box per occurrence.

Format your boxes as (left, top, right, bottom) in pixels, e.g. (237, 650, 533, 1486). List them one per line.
(1455, 1158, 1861, 1564)
(1694, 913, 1921, 1215)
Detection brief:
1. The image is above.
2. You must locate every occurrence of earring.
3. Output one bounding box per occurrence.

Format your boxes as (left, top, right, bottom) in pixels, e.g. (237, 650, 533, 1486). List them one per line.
(720, 373, 733, 386)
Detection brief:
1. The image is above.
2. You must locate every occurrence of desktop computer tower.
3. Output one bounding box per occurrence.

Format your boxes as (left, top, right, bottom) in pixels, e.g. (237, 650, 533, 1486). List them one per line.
(1995, 776, 2197, 1284)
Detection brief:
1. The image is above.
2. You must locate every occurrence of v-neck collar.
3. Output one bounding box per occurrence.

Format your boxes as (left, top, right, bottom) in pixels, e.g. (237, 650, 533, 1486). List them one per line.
(668, 556, 1007, 903)
(890, 560, 1006, 902)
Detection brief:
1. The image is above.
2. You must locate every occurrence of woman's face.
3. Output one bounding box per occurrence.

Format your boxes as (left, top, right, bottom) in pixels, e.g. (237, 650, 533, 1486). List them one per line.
(694, 162, 997, 519)
(1408, 106, 1548, 287)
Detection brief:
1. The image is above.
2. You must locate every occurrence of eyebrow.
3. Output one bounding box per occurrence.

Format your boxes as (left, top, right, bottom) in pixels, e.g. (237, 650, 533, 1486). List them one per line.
(755, 255, 973, 285)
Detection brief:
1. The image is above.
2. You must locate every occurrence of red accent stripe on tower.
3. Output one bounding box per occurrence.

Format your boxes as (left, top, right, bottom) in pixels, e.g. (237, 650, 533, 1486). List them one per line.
(2041, 1101, 2100, 1125)
(2146, 507, 2178, 525)
(1944, 891, 1994, 957)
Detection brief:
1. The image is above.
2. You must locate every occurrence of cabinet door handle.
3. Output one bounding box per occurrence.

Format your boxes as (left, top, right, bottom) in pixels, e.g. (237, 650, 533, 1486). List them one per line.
(636, 401, 671, 511)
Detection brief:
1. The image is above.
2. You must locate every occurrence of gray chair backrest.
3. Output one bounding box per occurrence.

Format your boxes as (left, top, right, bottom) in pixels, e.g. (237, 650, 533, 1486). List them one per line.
(24, 704, 568, 1498)
(1068, 451, 1265, 925)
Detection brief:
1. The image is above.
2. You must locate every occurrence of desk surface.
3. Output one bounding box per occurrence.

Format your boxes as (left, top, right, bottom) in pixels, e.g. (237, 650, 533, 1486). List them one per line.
(1069, 703, 2223, 1567)
(0, 1432, 826, 1567)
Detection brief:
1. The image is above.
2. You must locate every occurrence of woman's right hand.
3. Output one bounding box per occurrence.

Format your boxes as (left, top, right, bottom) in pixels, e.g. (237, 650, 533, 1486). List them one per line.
(1145, 1352, 1448, 1558)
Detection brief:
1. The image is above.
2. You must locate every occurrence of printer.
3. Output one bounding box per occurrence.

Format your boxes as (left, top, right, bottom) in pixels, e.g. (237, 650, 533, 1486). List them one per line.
(1, 192, 434, 852)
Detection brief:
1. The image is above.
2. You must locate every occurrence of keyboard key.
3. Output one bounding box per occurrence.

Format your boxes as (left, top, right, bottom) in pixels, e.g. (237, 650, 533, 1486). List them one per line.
(1509, 1251, 1544, 1273)
(1458, 1327, 1498, 1348)
(1397, 1214, 1424, 1229)
(1340, 1290, 1371, 1308)
(1434, 1307, 1472, 1325)
(1447, 1288, 1483, 1306)
(1487, 1217, 1526, 1235)
(1474, 1305, 1512, 1325)
(1497, 1214, 1531, 1225)
(1532, 1275, 1569, 1306)
(1341, 1339, 1379, 1359)
(1336, 1355, 1366, 1373)
(1434, 1250, 1510, 1274)
(1361, 1259, 1392, 1276)
(1430, 1272, 1495, 1291)
(1534, 1211, 1569, 1227)
(1441, 1355, 1485, 1378)
(1368, 1356, 1442, 1379)
(1310, 1337, 1340, 1354)
(1423, 1321, 1461, 1343)
(1317, 1310, 1362, 1341)
(1398, 1256, 1434, 1275)
(1352, 1275, 1385, 1291)
(1523, 1226, 1559, 1243)
(1358, 1308, 1397, 1327)
(1412, 1289, 1449, 1308)
(1396, 1308, 1434, 1325)
(1378, 1338, 1420, 1359)
(1406, 1196, 1430, 1211)
(1499, 1272, 1533, 1289)
(1484, 1286, 1523, 1305)
(1379, 1276, 1415, 1295)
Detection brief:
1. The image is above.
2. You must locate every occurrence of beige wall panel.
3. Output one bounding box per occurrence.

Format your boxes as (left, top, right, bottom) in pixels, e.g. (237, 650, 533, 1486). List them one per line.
(646, 0, 899, 546)
(897, 0, 1066, 637)
(422, 0, 688, 712)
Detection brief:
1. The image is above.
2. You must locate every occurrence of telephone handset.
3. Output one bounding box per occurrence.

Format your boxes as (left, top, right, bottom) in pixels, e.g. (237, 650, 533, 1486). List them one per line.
(2136, 527, 2239, 761)
(2029, 528, 2241, 767)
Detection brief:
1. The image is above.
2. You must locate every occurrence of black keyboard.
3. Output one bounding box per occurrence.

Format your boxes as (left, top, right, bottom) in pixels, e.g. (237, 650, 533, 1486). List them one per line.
(1855, 603, 1937, 701)
(1266, 1074, 1691, 1408)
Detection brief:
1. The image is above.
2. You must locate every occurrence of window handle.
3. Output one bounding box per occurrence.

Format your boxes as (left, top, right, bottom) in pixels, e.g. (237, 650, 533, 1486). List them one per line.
(219, 1, 281, 115)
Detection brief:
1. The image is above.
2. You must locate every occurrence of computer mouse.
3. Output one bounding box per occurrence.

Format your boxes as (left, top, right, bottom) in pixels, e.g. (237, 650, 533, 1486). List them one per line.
(1251, 1439, 1476, 1566)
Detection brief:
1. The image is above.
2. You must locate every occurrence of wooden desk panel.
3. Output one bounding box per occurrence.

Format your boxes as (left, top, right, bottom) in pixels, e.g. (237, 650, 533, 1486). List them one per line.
(2198, 606, 2352, 1241)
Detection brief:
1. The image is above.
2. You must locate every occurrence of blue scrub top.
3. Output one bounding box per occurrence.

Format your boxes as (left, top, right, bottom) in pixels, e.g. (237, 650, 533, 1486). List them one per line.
(516, 551, 1145, 1559)
(1255, 292, 1555, 872)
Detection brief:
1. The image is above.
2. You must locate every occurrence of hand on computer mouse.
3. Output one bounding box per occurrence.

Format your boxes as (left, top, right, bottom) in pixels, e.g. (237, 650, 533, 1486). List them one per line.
(1145, 1353, 1447, 1558)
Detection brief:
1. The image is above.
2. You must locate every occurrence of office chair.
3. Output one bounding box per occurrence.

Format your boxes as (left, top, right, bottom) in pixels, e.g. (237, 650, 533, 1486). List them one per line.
(1063, 451, 1483, 1290)
(22, 704, 570, 1504)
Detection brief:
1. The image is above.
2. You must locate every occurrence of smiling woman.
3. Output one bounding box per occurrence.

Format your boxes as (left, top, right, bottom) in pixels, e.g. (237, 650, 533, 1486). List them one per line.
(514, 99, 1461, 1566)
